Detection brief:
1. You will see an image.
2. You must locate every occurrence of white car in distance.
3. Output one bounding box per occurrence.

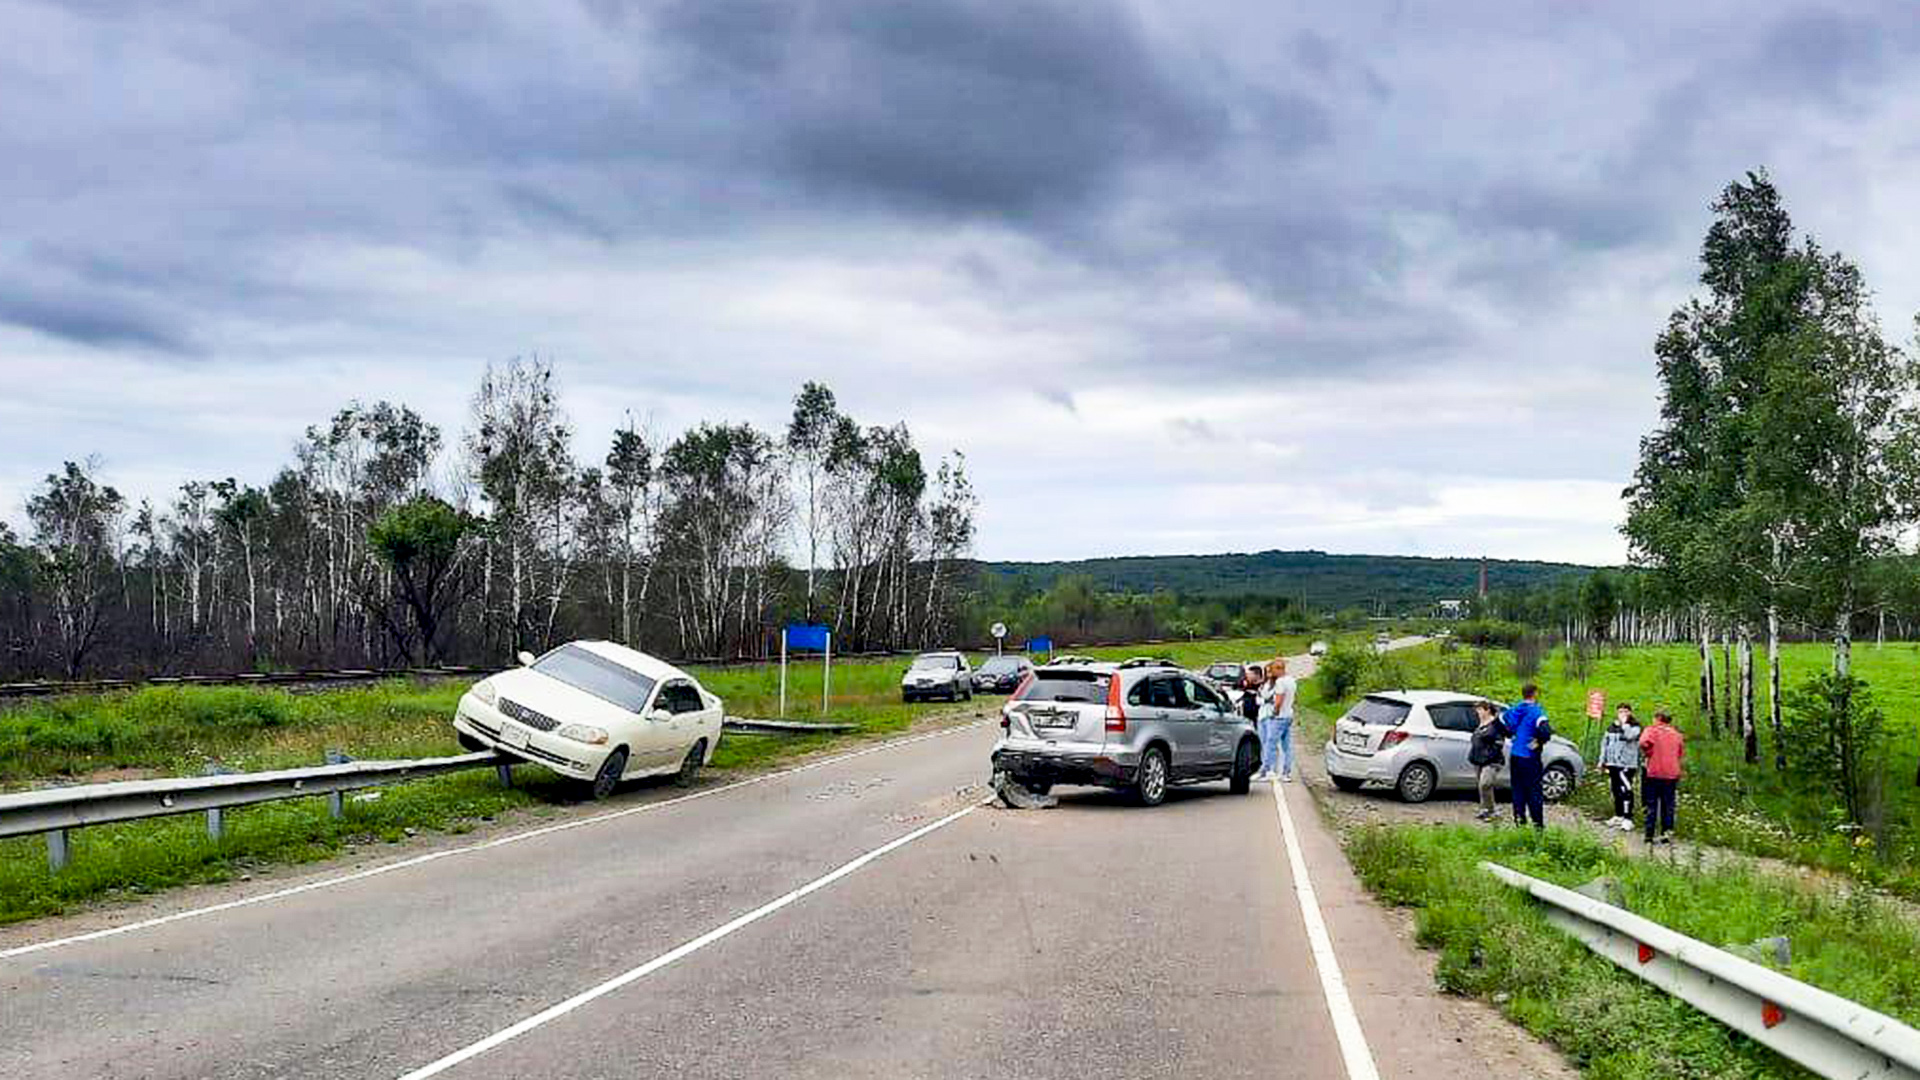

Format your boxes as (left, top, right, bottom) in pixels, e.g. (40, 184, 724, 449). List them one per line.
(455, 640, 723, 799)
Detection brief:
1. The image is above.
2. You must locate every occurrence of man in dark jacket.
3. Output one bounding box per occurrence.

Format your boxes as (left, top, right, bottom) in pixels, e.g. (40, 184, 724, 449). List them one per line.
(1469, 700, 1508, 822)
(1503, 684, 1550, 830)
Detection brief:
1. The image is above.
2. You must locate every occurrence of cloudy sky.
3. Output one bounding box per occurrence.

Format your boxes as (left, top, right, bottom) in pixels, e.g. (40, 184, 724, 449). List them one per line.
(4, 1, 1920, 565)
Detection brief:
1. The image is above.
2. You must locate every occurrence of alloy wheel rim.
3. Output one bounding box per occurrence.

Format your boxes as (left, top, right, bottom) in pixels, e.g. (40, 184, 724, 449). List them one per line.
(1406, 768, 1432, 800)
(1543, 769, 1570, 800)
(1143, 755, 1166, 800)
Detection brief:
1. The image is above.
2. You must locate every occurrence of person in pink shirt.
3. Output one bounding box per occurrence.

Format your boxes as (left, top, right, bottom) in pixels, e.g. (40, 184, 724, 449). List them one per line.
(1638, 710, 1685, 845)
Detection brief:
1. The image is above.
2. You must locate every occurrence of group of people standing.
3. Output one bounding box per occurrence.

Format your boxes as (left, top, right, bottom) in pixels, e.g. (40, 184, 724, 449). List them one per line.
(1465, 684, 1687, 842)
(1597, 703, 1687, 844)
(1238, 659, 1297, 782)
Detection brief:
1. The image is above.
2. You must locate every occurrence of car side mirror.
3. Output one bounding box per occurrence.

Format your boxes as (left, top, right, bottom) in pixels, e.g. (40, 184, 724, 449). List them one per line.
(517, 650, 536, 667)
(648, 708, 673, 722)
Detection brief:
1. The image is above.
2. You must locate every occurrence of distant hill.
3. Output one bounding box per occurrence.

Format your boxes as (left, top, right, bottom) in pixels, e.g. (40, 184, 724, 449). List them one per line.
(977, 549, 1593, 613)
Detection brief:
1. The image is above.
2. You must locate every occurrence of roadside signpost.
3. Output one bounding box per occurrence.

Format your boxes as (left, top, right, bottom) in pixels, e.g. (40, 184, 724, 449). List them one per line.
(1585, 688, 1606, 759)
(780, 624, 833, 717)
(991, 622, 1007, 656)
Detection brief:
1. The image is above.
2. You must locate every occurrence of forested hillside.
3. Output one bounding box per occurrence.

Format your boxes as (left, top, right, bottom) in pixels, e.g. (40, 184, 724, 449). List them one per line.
(979, 550, 1591, 613)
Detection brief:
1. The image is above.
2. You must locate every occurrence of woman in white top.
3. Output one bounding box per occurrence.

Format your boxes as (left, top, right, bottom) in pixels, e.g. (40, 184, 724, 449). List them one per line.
(1257, 658, 1298, 782)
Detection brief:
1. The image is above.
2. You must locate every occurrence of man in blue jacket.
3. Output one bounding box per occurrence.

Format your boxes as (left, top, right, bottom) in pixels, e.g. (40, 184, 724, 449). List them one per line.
(1503, 683, 1549, 830)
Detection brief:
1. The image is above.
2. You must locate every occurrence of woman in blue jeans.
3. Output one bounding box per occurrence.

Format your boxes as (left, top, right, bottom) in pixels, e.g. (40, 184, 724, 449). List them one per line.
(1257, 658, 1298, 782)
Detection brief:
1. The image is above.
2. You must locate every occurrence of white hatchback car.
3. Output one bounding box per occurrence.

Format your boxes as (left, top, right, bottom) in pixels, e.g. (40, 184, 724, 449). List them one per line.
(454, 640, 724, 799)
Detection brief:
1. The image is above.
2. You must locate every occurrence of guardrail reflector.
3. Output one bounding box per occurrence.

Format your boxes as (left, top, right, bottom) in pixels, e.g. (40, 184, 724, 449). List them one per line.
(1637, 942, 1654, 965)
(1763, 1001, 1785, 1029)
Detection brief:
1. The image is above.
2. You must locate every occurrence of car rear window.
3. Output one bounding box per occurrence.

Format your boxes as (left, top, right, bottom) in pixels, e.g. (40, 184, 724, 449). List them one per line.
(1015, 671, 1111, 704)
(531, 644, 658, 712)
(979, 657, 1022, 674)
(1348, 696, 1412, 726)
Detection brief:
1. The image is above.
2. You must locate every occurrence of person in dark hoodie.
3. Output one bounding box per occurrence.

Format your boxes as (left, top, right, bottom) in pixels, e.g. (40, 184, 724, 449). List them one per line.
(1503, 683, 1551, 830)
(1469, 700, 1508, 822)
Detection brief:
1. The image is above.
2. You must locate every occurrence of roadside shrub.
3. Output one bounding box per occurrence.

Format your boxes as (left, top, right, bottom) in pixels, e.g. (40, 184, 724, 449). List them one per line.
(1781, 672, 1887, 827)
(1454, 619, 1526, 649)
(1315, 643, 1372, 701)
(1513, 633, 1548, 679)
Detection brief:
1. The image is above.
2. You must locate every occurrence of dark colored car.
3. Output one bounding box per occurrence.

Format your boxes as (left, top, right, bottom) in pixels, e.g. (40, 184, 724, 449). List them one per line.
(972, 655, 1034, 693)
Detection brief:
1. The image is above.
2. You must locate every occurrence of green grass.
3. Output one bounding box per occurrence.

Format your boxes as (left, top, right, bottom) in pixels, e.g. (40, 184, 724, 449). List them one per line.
(1306, 639, 1920, 902)
(1346, 822, 1920, 1078)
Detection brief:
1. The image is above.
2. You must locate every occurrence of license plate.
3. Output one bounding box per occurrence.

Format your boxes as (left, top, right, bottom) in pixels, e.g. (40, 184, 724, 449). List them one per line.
(1336, 729, 1368, 752)
(499, 722, 530, 750)
(1030, 709, 1074, 729)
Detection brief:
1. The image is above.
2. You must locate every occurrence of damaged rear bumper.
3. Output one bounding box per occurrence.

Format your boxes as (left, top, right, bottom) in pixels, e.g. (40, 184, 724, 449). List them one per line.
(991, 748, 1135, 788)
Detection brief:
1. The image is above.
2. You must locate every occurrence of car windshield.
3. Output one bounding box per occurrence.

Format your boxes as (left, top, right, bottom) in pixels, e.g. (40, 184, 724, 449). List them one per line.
(979, 657, 1022, 674)
(1348, 696, 1412, 727)
(911, 656, 958, 670)
(531, 644, 658, 712)
(1015, 670, 1111, 704)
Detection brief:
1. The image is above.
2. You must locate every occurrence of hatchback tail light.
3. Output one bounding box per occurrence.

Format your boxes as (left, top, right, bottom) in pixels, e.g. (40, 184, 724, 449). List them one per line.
(1104, 675, 1126, 732)
(1379, 730, 1410, 750)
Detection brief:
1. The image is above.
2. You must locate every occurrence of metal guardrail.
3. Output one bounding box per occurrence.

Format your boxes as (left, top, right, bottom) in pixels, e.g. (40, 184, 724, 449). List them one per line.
(0, 666, 501, 700)
(1483, 861, 1920, 1080)
(2, 717, 864, 873)
(2, 752, 511, 871)
(723, 717, 860, 735)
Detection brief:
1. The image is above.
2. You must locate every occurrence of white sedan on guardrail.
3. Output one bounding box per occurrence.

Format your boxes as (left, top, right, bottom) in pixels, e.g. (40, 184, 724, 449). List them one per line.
(454, 641, 723, 799)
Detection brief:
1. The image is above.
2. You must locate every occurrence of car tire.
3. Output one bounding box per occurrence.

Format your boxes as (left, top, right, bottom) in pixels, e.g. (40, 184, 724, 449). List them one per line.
(1023, 779, 1052, 796)
(1331, 775, 1365, 793)
(588, 747, 629, 801)
(1542, 762, 1575, 803)
(1395, 761, 1437, 804)
(675, 739, 706, 787)
(1229, 738, 1257, 794)
(1132, 746, 1170, 807)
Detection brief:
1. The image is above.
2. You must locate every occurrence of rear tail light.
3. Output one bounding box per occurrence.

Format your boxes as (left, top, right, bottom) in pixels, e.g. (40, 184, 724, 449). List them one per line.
(1105, 676, 1126, 732)
(1379, 730, 1409, 750)
(1000, 709, 1011, 732)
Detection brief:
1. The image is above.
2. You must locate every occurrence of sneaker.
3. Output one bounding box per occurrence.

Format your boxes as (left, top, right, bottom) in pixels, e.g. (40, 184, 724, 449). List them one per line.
(1660, 833, 1675, 846)
(1280, 773, 1294, 783)
(1619, 819, 1635, 833)
(1604, 816, 1621, 829)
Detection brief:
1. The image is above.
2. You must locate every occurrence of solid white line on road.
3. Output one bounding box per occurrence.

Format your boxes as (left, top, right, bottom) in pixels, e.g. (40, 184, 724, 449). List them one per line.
(1271, 780, 1380, 1080)
(0, 720, 990, 962)
(394, 799, 987, 1080)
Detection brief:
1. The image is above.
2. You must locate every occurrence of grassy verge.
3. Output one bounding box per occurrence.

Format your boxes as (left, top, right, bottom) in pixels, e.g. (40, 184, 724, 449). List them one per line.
(1347, 823, 1920, 1078)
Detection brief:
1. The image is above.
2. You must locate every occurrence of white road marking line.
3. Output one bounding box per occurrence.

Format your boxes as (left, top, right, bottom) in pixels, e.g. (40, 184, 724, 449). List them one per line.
(1271, 780, 1380, 1080)
(0, 720, 989, 962)
(395, 799, 986, 1080)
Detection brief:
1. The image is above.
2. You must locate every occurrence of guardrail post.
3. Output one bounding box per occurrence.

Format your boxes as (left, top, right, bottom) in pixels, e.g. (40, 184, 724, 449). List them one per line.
(46, 828, 69, 872)
(203, 763, 235, 841)
(496, 760, 513, 788)
(325, 749, 351, 819)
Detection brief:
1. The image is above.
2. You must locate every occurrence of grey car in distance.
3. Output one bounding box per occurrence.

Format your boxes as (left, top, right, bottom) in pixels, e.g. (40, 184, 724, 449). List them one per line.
(1322, 690, 1586, 804)
(902, 651, 972, 702)
(990, 660, 1260, 806)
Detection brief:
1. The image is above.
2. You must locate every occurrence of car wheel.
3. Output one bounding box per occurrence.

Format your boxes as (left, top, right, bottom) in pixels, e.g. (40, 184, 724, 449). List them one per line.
(1331, 775, 1365, 793)
(1229, 738, 1257, 795)
(1132, 746, 1170, 807)
(675, 739, 706, 787)
(1395, 761, 1437, 804)
(1542, 762, 1575, 803)
(1022, 779, 1052, 796)
(588, 747, 629, 801)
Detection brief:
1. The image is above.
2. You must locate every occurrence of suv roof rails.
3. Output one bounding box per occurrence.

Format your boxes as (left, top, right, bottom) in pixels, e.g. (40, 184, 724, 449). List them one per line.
(1117, 656, 1178, 669)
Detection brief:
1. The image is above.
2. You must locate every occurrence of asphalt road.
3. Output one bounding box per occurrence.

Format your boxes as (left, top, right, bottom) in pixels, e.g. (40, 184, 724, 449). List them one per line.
(0, 644, 1564, 1079)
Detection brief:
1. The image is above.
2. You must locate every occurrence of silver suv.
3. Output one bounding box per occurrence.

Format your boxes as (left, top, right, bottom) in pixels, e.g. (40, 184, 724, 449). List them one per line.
(990, 659, 1260, 806)
(1323, 690, 1586, 803)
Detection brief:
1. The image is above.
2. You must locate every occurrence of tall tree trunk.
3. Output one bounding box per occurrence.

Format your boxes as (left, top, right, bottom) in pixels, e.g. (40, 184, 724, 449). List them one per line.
(1699, 612, 1715, 730)
(1739, 626, 1756, 764)
(1767, 605, 1785, 770)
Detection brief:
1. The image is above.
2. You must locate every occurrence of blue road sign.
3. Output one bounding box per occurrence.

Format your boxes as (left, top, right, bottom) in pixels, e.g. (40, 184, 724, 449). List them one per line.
(1027, 635, 1053, 653)
(786, 624, 831, 651)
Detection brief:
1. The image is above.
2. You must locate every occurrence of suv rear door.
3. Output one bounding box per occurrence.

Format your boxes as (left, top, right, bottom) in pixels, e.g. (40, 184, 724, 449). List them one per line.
(1128, 673, 1209, 773)
(1184, 675, 1238, 766)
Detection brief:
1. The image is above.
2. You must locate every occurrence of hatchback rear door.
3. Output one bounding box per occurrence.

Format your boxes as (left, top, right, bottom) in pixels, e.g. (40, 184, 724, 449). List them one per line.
(1423, 702, 1480, 787)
